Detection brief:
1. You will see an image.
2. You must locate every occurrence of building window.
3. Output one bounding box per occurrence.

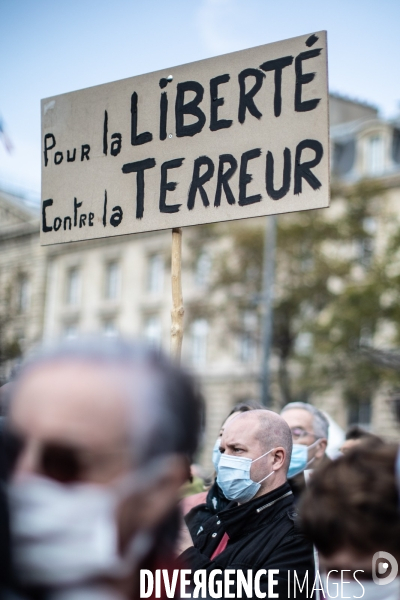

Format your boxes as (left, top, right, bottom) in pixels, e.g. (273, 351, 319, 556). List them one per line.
(103, 320, 117, 337)
(240, 311, 257, 363)
(104, 262, 120, 300)
(392, 129, 400, 165)
(191, 319, 208, 366)
(365, 135, 384, 175)
(66, 267, 80, 306)
(332, 139, 355, 176)
(348, 399, 371, 427)
(17, 275, 30, 313)
(195, 252, 212, 288)
(64, 323, 78, 340)
(147, 254, 164, 294)
(144, 315, 162, 347)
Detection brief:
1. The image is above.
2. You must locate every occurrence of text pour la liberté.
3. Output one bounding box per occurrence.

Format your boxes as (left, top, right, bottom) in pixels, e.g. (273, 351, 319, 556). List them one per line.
(41, 34, 328, 238)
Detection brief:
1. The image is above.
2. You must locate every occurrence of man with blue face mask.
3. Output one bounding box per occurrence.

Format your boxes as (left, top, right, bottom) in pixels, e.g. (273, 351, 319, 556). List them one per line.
(183, 401, 264, 537)
(281, 402, 329, 503)
(178, 409, 315, 599)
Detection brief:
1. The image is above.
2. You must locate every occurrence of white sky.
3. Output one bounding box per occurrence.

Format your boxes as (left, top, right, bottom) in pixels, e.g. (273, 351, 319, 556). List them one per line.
(1, 0, 399, 199)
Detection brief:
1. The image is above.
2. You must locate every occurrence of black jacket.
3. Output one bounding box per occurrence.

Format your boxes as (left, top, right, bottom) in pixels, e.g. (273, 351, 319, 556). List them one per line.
(185, 480, 230, 538)
(181, 482, 315, 599)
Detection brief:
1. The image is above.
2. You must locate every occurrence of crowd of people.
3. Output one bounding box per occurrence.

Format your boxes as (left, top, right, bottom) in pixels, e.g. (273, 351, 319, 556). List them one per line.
(0, 337, 399, 599)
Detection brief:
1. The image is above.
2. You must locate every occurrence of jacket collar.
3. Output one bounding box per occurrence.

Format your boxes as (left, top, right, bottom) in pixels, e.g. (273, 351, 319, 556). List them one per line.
(217, 481, 294, 540)
(206, 479, 229, 513)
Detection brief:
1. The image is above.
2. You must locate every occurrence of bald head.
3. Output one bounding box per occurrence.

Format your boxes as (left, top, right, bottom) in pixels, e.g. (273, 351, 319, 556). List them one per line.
(228, 410, 292, 471)
(254, 410, 293, 470)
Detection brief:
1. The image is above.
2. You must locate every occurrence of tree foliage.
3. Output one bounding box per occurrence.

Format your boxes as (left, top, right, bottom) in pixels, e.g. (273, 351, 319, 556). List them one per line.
(190, 180, 397, 414)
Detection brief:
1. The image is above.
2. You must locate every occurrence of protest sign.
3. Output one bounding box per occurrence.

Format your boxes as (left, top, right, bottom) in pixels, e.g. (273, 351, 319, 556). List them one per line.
(40, 31, 329, 246)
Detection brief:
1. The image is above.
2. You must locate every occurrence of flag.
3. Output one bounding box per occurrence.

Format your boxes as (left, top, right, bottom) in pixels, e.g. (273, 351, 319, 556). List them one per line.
(0, 116, 14, 153)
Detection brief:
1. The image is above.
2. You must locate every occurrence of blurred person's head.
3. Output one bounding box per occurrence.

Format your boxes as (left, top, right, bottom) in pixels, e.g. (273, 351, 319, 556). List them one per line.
(6, 337, 204, 591)
(281, 401, 329, 476)
(212, 400, 264, 471)
(228, 399, 264, 415)
(340, 425, 383, 454)
(300, 441, 400, 575)
(217, 409, 292, 503)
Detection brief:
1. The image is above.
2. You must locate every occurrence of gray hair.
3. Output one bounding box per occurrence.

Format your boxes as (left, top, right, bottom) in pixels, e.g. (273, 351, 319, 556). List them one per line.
(10, 336, 204, 467)
(281, 402, 329, 439)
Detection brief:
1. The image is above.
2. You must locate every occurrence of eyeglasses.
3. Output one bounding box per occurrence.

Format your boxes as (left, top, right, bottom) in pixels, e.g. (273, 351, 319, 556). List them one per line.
(290, 427, 316, 441)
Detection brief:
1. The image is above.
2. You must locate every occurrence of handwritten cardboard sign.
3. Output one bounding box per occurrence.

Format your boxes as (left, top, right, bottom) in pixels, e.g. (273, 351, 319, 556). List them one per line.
(40, 31, 329, 245)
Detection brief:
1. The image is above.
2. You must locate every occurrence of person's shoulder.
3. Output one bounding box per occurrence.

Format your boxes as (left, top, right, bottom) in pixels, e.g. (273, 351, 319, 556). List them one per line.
(275, 509, 314, 554)
(280, 506, 310, 539)
(253, 504, 308, 550)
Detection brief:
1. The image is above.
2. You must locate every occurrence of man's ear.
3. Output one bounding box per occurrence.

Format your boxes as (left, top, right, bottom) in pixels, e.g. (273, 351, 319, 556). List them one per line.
(272, 447, 285, 471)
(315, 438, 328, 459)
(116, 454, 188, 552)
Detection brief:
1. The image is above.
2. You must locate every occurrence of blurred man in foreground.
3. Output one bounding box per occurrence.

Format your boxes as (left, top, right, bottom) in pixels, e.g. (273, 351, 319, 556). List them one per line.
(300, 441, 400, 599)
(6, 338, 203, 600)
(281, 402, 329, 500)
(178, 409, 315, 598)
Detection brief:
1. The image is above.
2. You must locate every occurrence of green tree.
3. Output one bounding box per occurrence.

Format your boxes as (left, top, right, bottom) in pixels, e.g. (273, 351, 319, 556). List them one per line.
(189, 179, 395, 413)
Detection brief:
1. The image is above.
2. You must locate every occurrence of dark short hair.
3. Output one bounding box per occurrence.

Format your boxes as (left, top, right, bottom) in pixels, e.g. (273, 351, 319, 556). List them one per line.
(345, 424, 382, 443)
(228, 400, 264, 417)
(300, 441, 400, 560)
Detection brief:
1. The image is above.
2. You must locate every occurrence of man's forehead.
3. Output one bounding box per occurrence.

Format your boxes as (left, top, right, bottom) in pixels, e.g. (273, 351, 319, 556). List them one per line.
(222, 413, 260, 443)
(282, 408, 313, 428)
(11, 360, 131, 446)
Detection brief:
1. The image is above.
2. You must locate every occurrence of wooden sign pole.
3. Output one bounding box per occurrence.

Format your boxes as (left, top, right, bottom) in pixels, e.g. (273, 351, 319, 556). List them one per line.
(171, 227, 184, 362)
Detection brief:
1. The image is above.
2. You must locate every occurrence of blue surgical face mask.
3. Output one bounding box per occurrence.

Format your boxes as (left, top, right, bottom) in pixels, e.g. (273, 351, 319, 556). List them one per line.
(287, 439, 320, 479)
(217, 448, 275, 503)
(212, 438, 221, 471)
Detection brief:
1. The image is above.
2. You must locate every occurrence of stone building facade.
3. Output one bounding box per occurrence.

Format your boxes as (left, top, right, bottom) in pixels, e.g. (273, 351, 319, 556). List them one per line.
(0, 191, 46, 381)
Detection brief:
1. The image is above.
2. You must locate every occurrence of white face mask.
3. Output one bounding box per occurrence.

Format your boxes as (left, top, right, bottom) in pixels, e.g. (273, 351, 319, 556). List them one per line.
(8, 459, 169, 587)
